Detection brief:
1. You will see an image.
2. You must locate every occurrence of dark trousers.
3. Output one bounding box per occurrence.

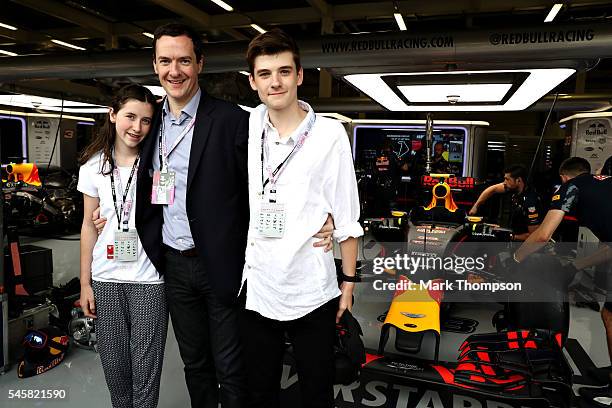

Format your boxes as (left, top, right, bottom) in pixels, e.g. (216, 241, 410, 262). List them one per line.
(164, 251, 245, 408)
(240, 297, 337, 408)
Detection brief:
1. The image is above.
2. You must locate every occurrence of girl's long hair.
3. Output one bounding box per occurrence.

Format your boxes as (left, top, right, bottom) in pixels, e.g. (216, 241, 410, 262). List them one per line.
(78, 84, 156, 174)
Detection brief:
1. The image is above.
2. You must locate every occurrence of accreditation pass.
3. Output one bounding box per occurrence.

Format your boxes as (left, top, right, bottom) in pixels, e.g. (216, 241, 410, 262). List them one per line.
(257, 201, 286, 238)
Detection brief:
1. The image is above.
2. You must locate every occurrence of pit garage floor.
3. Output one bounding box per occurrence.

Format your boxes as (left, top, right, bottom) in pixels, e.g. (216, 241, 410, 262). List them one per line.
(0, 235, 608, 407)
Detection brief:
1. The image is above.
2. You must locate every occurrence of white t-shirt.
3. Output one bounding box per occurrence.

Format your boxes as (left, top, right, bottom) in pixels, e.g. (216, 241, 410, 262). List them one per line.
(77, 152, 162, 284)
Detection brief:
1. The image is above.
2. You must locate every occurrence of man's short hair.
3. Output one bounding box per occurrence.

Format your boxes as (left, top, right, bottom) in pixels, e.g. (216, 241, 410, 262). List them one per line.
(504, 164, 527, 182)
(153, 23, 204, 62)
(246, 28, 301, 74)
(559, 157, 591, 176)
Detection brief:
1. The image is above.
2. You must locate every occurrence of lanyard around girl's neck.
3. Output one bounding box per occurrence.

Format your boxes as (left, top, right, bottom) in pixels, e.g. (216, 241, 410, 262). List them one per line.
(109, 151, 139, 231)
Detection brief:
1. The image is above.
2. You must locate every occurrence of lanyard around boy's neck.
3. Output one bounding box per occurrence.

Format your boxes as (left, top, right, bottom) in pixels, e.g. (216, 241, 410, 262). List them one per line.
(260, 113, 316, 195)
(158, 99, 197, 172)
(109, 151, 139, 231)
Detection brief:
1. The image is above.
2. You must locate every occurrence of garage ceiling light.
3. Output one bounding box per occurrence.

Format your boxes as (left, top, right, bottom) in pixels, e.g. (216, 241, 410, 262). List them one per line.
(0, 94, 107, 113)
(51, 39, 86, 51)
(544, 4, 563, 23)
(210, 0, 234, 12)
(351, 119, 489, 126)
(0, 49, 18, 56)
(239, 71, 250, 76)
(394, 13, 407, 31)
(344, 69, 575, 111)
(398, 83, 512, 103)
(0, 22, 17, 31)
(250, 24, 266, 34)
(0, 110, 95, 121)
(142, 32, 154, 39)
(559, 112, 612, 124)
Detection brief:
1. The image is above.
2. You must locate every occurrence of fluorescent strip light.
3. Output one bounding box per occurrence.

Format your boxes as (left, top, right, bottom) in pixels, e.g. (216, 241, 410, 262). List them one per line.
(0, 22, 17, 31)
(30, 106, 109, 114)
(51, 39, 86, 51)
(351, 119, 490, 126)
(344, 69, 575, 111)
(210, 0, 234, 12)
(0, 94, 105, 108)
(0, 49, 18, 56)
(0, 94, 107, 113)
(0, 109, 95, 122)
(393, 13, 407, 31)
(544, 4, 563, 23)
(559, 112, 612, 124)
(142, 32, 154, 39)
(398, 84, 512, 103)
(239, 71, 250, 76)
(250, 24, 266, 34)
(382, 128, 440, 132)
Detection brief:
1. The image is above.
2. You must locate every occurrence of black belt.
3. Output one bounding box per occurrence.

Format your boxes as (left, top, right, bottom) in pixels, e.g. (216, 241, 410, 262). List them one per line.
(162, 243, 198, 257)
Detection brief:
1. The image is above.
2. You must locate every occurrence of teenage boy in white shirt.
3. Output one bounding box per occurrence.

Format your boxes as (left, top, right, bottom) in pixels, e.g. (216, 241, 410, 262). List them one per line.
(241, 29, 363, 408)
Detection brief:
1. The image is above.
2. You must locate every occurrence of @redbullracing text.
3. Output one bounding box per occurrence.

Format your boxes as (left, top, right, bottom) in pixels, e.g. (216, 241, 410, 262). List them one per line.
(489, 28, 595, 46)
(6, 388, 68, 400)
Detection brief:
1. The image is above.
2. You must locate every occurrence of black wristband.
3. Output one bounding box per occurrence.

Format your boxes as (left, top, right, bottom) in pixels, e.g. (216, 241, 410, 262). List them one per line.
(341, 273, 360, 282)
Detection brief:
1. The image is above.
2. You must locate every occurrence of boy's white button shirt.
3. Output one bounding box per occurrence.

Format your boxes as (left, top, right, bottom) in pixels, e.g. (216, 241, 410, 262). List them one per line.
(243, 101, 363, 321)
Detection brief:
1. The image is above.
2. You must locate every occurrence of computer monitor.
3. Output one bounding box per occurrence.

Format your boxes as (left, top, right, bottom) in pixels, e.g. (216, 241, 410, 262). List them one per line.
(353, 125, 468, 177)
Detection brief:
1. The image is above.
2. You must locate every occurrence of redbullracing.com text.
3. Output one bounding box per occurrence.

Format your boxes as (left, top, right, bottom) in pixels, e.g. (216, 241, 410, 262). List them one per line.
(322, 35, 454, 53)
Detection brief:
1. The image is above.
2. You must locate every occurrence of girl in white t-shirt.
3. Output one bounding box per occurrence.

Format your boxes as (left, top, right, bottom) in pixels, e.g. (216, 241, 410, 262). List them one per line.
(78, 85, 167, 408)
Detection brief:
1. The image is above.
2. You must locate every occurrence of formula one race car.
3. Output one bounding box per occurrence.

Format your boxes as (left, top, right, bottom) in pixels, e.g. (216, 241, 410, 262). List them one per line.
(2, 162, 82, 234)
(361, 329, 572, 408)
(348, 174, 574, 408)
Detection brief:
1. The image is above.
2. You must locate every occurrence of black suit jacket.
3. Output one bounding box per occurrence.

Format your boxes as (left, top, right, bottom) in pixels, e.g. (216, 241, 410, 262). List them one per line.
(135, 91, 250, 305)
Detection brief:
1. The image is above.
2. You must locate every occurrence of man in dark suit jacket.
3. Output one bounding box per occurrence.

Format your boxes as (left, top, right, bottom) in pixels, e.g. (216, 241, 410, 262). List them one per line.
(136, 23, 249, 408)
